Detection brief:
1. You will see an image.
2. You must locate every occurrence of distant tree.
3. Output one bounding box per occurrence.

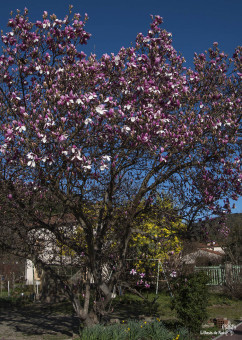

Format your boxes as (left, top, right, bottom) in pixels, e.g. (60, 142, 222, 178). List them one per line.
(218, 214, 242, 264)
(194, 213, 242, 264)
(0, 7, 241, 326)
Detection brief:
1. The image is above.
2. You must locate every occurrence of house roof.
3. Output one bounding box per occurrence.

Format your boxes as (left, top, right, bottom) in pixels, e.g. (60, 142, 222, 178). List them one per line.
(200, 248, 224, 256)
(182, 248, 225, 264)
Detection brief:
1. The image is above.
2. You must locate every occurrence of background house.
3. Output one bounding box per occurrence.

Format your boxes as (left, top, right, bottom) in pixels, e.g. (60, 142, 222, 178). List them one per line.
(182, 242, 225, 266)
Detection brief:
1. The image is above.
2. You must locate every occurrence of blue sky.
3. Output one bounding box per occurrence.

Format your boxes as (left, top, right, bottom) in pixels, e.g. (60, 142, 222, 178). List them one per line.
(0, 0, 241, 212)
(1, 0, 241, 65)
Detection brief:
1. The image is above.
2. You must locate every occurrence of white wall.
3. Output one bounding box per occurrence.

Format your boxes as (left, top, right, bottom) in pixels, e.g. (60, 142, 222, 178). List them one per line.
(25, 259, 34, 285)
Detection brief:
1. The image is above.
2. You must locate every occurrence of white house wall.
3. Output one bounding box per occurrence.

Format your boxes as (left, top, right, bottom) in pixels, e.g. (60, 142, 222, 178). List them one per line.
(25, 259, 34, 285)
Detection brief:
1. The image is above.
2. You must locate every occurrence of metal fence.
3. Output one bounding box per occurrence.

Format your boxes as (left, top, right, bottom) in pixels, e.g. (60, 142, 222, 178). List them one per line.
(195, 264, 242, 286)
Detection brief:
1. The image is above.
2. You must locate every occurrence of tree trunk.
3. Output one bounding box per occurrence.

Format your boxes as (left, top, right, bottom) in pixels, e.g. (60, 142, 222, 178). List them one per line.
(40, 270, 60, 303)
(83, 312, 99, 327)
(71, 293, 99, 327)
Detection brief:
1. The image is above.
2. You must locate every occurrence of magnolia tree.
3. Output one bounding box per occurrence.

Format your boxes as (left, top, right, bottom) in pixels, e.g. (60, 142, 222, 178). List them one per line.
(0, 7, 241, 326)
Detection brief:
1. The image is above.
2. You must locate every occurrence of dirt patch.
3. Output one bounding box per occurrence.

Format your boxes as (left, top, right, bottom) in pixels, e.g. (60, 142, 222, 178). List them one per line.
(0, 303, 80, 340)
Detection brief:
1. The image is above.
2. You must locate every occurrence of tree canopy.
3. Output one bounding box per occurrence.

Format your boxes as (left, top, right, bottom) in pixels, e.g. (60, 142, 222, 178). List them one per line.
(0, 7, 241, 326)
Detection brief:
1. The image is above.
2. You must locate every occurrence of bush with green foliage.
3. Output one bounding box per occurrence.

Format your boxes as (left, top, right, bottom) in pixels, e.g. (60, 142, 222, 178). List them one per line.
(171, 271, 209, 335)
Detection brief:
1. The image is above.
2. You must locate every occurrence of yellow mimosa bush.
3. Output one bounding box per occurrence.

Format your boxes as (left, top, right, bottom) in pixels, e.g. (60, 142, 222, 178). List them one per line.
(128, 199, 186, 278)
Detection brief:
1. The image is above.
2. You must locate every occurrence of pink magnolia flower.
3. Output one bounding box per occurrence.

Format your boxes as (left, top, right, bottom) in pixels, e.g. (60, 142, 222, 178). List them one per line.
(170, 271, 177, 278)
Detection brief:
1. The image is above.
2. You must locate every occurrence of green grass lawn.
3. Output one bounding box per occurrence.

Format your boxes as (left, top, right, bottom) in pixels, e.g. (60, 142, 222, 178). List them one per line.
(207, 293, 242, 321)
(1, 288, 242, 339)
(112, 290, 242, 323)
(3, 288, 240, 323)
(109, 290, 241, 340)
(110, 290, 242, 339)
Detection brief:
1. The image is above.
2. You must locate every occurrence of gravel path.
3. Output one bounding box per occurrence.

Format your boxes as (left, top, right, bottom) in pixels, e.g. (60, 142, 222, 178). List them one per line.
(0, 303, 80, 340)
(213, 322, 242, 340)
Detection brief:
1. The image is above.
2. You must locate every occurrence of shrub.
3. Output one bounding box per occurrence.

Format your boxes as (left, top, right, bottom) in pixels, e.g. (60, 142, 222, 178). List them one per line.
(171, 271, 209, 335)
